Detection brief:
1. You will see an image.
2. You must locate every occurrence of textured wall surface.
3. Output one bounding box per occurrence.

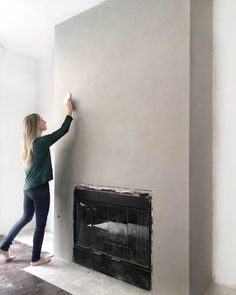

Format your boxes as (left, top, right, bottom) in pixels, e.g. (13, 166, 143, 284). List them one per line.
(189, 0, 213, 294)
(54, 0, 190, 294)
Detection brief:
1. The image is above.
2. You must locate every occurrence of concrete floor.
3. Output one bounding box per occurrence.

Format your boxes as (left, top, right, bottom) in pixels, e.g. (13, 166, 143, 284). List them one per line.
(0, 237, 70, 295)
(203, 283, 236, 295)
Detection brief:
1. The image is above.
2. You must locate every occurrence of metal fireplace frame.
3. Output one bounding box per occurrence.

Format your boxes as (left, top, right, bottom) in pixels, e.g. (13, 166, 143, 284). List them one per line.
(73, 184, 152, 290)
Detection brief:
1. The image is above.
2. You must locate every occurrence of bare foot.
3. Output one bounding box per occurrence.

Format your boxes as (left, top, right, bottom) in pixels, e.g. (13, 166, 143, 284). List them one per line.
(0, 249, 15, 261)
(30, 256, 52, 266)
(44, 254, 54, 259)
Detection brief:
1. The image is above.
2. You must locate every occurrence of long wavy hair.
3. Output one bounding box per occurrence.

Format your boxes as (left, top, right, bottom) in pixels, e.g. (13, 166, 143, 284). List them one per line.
(21, 113, 41, 168)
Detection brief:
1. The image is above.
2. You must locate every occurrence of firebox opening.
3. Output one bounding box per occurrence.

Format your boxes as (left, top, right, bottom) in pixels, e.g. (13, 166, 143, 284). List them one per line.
(73, 184, 152, 291)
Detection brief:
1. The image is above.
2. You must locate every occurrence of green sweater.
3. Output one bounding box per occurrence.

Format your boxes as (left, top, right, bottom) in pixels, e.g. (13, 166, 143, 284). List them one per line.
(24, 115, 73, 190)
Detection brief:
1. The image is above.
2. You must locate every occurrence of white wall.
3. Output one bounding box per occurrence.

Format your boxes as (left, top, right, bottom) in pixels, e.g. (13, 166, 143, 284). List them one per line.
(213, 0, 236, 287)
(0, 48, 55, 236)
(37, 55, 55, 232)
(0, 48, 38, 234)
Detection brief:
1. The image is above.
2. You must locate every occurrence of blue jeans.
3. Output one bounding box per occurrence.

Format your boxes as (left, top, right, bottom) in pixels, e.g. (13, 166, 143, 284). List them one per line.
(0, 182, 50, 262)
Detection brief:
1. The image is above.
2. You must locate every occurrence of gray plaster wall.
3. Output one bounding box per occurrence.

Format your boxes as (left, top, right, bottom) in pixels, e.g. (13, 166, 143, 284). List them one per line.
(189, 0, 213, 294)
(54, 0, 190, 294)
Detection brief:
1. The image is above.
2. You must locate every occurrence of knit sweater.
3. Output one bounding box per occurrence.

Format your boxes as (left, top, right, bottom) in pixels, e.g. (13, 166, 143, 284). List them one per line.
(24, 115, 73, 190)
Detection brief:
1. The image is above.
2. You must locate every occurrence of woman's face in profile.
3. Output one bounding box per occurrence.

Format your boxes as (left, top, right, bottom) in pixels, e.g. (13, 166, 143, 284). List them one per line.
(39, 117, 47, 131)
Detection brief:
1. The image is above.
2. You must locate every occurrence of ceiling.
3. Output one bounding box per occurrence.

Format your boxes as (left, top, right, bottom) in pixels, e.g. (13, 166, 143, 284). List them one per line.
(0, 0, 106, 60)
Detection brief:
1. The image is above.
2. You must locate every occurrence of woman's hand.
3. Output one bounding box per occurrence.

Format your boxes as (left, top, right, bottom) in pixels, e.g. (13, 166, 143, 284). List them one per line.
(66, 98, 73, 117)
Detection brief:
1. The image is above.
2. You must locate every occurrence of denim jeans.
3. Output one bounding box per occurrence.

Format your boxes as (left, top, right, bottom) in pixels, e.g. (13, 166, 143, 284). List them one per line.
(0, 182, 50, 262)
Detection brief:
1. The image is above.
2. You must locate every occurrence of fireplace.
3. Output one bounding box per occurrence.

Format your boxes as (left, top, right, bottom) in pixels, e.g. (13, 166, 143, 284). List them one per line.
(73, 185, 152, 290)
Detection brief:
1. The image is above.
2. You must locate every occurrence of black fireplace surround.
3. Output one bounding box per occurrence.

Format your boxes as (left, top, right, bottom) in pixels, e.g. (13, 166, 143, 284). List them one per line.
(73, 185, 152, 290)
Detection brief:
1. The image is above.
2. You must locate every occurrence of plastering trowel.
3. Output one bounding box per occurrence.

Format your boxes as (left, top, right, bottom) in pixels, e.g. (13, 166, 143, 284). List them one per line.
(63, 91, 71, 105)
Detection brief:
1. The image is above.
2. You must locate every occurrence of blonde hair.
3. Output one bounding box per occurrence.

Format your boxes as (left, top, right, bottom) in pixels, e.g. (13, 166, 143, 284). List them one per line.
(21, 113, 40, 168)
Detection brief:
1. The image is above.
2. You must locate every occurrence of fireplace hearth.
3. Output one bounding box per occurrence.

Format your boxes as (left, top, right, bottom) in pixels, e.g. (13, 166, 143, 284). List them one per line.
(73, 184, 152, 290)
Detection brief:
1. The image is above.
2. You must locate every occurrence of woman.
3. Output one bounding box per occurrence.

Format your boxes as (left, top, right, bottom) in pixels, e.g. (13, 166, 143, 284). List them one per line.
(0, 98, 73, 266)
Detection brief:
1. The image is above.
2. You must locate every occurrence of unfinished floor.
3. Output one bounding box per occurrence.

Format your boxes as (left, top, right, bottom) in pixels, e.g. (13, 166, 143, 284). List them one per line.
(1, 230, 236, 295)
(2, 230, 150, 295)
